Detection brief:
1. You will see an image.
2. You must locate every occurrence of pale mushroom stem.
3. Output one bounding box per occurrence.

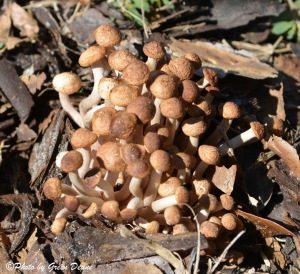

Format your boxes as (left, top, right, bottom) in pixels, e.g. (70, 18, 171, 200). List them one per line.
(150, 98, 162, 125)
(77, 195, 104, 207)
(79, 61, 110, 121)
(96, 178, 115, 200)
(143, 170, 162, 206)
(77, 148, 91, 178)
(127, 196, 143, 209)
(128, 177, 143, 199)
(59, 93, 84, 128)
(145, 58, 157, 71)
(206, 119, 232, 145)
(168, 118, 180, 143)
(83, 104, 106, 128)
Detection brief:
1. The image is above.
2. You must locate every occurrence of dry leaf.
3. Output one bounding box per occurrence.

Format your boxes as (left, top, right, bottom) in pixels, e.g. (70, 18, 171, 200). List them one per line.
(121, 262, 162, 274)
(169, 38, 278, 79)
(11, 3, 39, 38)
(0, 8, 11, 42)
(211, 164, 237, 194)
(269, 83, 285, 121)
(20, 72, 46, 94)
(267, 136, 300, 178)
(5, 36, 24, 50)
(235, 209, 295, 237)
(265, 237, 287, 269)
(16, 123, 37, 142)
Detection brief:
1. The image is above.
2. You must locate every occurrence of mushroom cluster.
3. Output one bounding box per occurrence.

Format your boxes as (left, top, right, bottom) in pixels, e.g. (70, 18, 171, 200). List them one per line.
(46, 24, 268, 260)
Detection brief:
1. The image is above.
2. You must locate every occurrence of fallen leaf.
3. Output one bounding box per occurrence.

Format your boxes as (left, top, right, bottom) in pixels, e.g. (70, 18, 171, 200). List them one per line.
(267, 136, 300, 178)
(211, 164, 237, 194)
(0, 7, 11, 43)
(235, 209, 295, 237)
(121, 262, 162, 274)
(20, 72, 46, 95)
(17, 228, 38, 264)
(169, 38, 278, 79)
(11, 3, 39, 38)
(5, 36, 24, 50)
(265, 237, 287, 269)
(269, 83, 286, 121)
(16, 123, 37, 142)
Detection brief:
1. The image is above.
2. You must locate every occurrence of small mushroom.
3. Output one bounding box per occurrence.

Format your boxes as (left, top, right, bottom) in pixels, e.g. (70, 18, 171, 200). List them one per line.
(143, 41, 165, 71)
(168, 57, 194, 80)
(52, 72, 84, 128)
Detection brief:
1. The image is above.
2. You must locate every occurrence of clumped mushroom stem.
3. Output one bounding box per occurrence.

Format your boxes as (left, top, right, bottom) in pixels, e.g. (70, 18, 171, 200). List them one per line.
(150, 98, 163, 125)
(143, 170, 162, 206)
(77, 148, 91, 178)
(59, 93, 85, 128)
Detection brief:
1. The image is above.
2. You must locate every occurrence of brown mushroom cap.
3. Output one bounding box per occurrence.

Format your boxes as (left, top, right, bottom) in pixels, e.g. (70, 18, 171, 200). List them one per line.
(175, 152, 196, 169)
(150, 74, 178, 99)
(108, 49, 137, 71)
(145, 220, 160, 234)
(120, 143, 145, 164)
(101, 200, 120, 221)
(182, 117, 207, 137)
(175, 186, 189, 204)
(158, 177, 183, 197)
(267, 116, 284, 136)
(188, 98, 213, 117)
(149, 149, 171, 172)
(180, 80, 199, 103)
(98, 77, 119, 100)
(220, 194, 235, 210)
(71, 128, 97, 149)
(143, 132, 162, 153)
(110, 112, 137, 140)
(218, 101, 241, 120)
(200, 221, 220, 239)
(221, 213, 238, 231)
(94, 24, 121, 48)
(160, 97, 185, 119)
(120, 208, 138, 221)
(164, 205, 181, 225)
(126, 160, 150, 179)
(198, 145, 221, 165)
(173, 223, 189, 235)
(61, 151, 83, 173)
(92, 107, 117, 136)
(184, 52, 202, 69)
(64, 195, 80, 212)
(110, 84, 140, 107)
(122, 60, 150, 86)
(143, 41, 165, 60)
(79, 45, 106, 67)
(43, 177, 62, 200)
(127, 96, 155, 124)
(203, 68, 218, 87)
(168, 57, 194, 80)
(96, 142, 126, 172)
(250, 121, 265, 140)
(52, 72, 81, 95)
(160, 64, 173, 75)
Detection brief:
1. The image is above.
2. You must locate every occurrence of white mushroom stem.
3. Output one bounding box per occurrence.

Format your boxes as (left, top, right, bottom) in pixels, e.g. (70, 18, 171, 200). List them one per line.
(195, 208, 209, 224)
(218, 126, 259, 155)
(76, 148, 91, 178)
(56, 151, 68, 168)
(61, 184, 80, 196)
(197, 78, 210, 89)
(129, 177, 143, 199)
(69, 171, 102, 197)
(81, 202, 98, 218)
(151, 195, 178, 213)
(77, 195, 104, 208)
(150, 98, 162, 125)
(79, 60, 110, 120)
(143, 170, 162, 206)
(189, 136, 200, 152)
(55, 207, 83, 219)
(59, 93, 85, 128)
(95, 179, 115, 200)
(146, 57, 158, 71)
(127, 196, 143, 209)
(103, 171, 119, 186)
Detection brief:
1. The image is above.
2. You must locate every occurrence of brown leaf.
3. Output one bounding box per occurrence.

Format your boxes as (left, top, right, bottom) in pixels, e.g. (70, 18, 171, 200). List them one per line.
(267, 136, 300, 178)
(121, 263, 162, 274)
(11, 3, 39, 38)
(211, 164, 237, 194)
(20, 72, 46, 95)
(265, 237, 287, 269)
(16, 123, 37, 142)
(235, 209, 295, 237)
(169, 39, 278, 79)
(0, 7, 11, 43)
(5, 36, 23, 50)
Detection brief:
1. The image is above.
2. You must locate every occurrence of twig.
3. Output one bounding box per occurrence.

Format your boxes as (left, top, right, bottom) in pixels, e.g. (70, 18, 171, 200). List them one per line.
(183, 203, 201, 274)
(140, 0, 150, 39)
(208, 230, 246, 274)
(67, 2, 82, 24)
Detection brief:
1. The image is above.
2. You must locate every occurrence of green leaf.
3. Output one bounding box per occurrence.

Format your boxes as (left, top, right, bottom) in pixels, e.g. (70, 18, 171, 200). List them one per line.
(295, 0, 300, 9)
(272, 20, 294, 35)
(132, 0, 151, 12)
(287, 23, 297, 40)
(162, 0, 174, 8)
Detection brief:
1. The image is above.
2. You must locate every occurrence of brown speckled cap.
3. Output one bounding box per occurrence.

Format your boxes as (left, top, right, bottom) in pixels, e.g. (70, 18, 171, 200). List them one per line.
(71, 128, 97, 148)
(150, 74, 178, 99)
(126, 160, 150, 179)
(61, 151, 83, 173)
(79, 45, 106, 67)
(120, 143, 145, 164)
(203, 68, 218, 87)
(160, 97, 185, 119)
(110, 112, 137, 140)
(143, 41, 165, 60)
(101, 200, 120, 222)
(198, 145, 221, 165)
(250, 121, 265, 140)
(168, 57, 194, 80)
(127, 96, 155, 124)
(184, 52, 202, 69)
(149, 149, 171, 172)
(108, 49, 137, 71)
(122, 60, 150, 86)
(180, 80, 199, 103)
(218, 101, 241, 120)
(182, 117, 207, 137)
(92, 107, 117, 136)
(143, 132, 161, 153)
(43, 177, 62, 200)
(94, 24, 121, 48)
(96, 142, 126, 172)
(109, 84, 140, 107)
(158, 177, 182, 197)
